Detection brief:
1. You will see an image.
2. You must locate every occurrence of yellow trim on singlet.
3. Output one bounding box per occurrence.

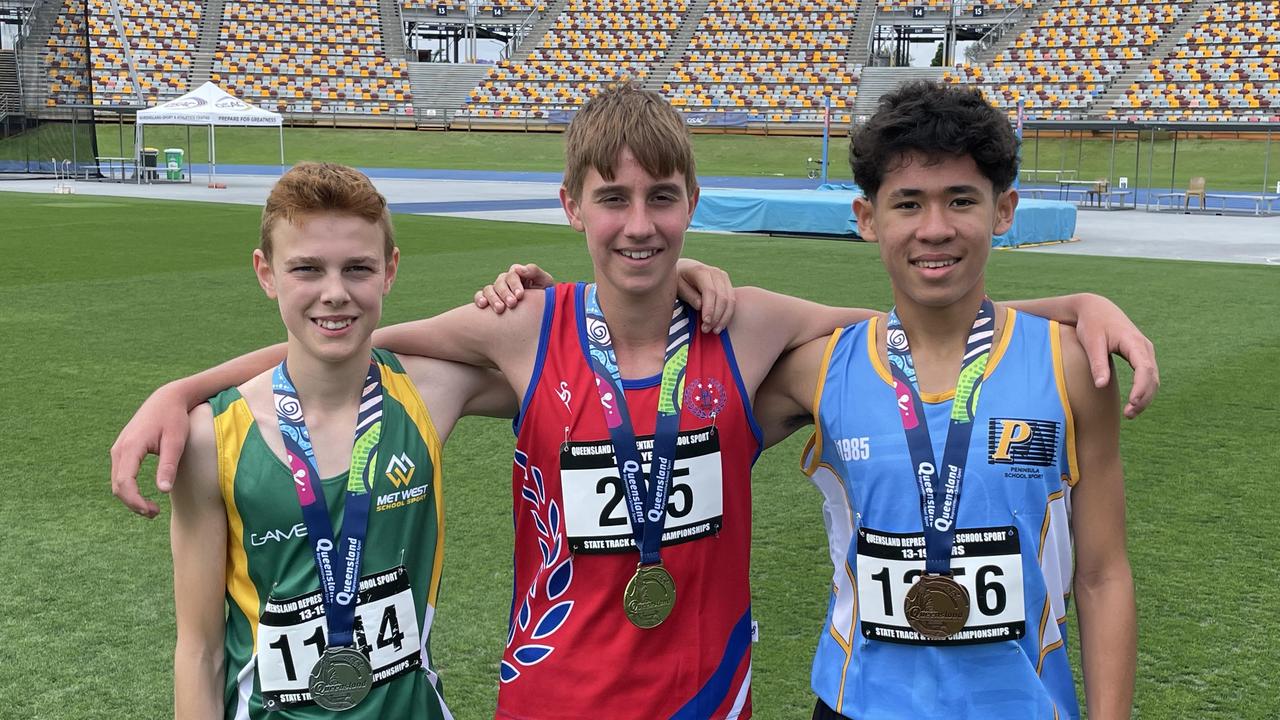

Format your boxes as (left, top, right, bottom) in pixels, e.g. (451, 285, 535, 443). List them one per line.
(866, 307, 1018, 404)
(1037, 489, 1072, 621)
(1048, 322, 1080, 487)
(214, 396, 263, 652)
(1036, 489, 1065, 565)
(834, 557, 859, 715)
(802, 327, 845, 477)
(1036, 594, 1064, 675)
(380, 360, 446, 611)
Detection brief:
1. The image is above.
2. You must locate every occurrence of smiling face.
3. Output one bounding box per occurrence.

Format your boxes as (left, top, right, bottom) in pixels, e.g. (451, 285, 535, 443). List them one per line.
(561, 147, 698, 300)
(854, 152, 1017, 313)
(253, 211, 398, 366)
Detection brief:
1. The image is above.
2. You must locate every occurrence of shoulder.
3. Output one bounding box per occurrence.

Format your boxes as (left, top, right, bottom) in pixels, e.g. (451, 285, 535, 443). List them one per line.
(177, 402, 222, 503)
(723, 287, 799, 354)
(188, 402, 216, 447)
(1056, 322, 1118, 418)
(398, 352, 491, 392)
(235, 369, 277, 430)
(395, 351, 515, 434)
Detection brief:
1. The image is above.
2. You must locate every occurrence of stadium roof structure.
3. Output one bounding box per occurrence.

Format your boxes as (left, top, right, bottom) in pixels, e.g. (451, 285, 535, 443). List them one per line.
(135, 82, 283, 184)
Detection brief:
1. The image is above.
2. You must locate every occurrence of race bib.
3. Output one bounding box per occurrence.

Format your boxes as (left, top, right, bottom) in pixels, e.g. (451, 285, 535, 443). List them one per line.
(258, 566, 422, 711)
(560, 427, 723, 554)
(856, 526, 1026, 645)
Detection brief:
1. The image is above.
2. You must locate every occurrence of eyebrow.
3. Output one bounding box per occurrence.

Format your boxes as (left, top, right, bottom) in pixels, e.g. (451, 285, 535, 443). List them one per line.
(887, 185, 984, 199)
(591, 182, 684, 200)
(283, 255, 379, 266)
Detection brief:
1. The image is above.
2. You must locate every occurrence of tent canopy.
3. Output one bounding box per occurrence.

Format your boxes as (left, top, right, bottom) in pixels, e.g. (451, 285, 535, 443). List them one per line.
(137, 82, 282, 127)
(134, 82, 284, 183)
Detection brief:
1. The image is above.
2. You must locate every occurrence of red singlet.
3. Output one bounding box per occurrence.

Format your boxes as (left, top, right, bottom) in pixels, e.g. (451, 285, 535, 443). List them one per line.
(495, 283, 762, 720)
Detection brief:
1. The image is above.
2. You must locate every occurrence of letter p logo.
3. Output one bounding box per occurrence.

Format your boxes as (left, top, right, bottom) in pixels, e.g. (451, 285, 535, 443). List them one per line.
(991, 420, 1032, 462)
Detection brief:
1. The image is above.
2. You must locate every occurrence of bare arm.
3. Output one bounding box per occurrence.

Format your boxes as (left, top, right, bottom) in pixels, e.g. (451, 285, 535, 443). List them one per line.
(1060, 325, 1136, 720)
(1007, 293, 1158, 418)
(111, 345, 285, 515)
(398, 354, 519, 444)
(727, 287, 873, 397)
(752, 336, 830, 449)
(111, 298, 541, 516)
(170, 404, 227, 720)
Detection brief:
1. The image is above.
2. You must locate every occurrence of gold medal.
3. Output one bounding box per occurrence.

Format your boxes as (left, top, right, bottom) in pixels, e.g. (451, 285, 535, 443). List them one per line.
(904, 573, 970, 640)
(623, 563, 676, 629)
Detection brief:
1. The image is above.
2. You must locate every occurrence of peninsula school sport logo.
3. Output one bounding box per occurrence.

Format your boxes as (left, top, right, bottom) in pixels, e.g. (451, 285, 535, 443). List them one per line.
(376, 454, 427, 512)
(987, 418, 1059, 467)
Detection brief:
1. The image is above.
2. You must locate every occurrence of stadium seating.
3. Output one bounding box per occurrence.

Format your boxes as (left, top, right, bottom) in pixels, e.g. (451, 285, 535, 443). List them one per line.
(660, 0, 860, 124)
(1110, 0, 1280, 121)
(36, 0, 1277, 124)
(460, 0, 686, 119)
(947, 0, 1195, 119)
(42, 0, 93, 106)
(85, 0, 199, 105)
(212, 0, 413, 115)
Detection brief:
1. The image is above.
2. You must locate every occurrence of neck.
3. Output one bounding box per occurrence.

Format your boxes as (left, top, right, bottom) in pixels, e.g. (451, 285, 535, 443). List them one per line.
(593, 279, 679, 353)
(890, 285, 988, 356)
(283, 340, 373, 414)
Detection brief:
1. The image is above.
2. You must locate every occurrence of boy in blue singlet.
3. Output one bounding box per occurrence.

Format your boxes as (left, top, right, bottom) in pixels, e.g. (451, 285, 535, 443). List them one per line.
(757, 81, 1136, 719)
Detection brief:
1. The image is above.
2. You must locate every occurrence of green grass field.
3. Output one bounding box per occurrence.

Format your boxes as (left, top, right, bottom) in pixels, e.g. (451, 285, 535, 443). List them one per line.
(6, 121, 1277, 191)
(2, 189, 1278, 719)
(75, 123, 1280, 193)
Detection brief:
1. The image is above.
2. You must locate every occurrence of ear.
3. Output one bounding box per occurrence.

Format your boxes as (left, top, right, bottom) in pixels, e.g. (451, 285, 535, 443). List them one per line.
(253, 249, 277, 299)
(993, 188, 1019, 236)
(383, 247, 400, 295)
(853, 196, 878, 243)
(560, 186, 585, 233)
(686, 185, 700, 226)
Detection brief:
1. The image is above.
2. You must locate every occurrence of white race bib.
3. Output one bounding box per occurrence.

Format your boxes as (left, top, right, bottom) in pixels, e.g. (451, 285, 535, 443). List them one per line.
(559, 427, 723, 554)
(856, 526, 1026, 645)
(258, 566, 422, 710)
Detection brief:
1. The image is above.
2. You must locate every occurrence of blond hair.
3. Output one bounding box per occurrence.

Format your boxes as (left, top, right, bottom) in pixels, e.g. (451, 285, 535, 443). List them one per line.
(563, 82, 697, 200)
(259, 162, 394, 261)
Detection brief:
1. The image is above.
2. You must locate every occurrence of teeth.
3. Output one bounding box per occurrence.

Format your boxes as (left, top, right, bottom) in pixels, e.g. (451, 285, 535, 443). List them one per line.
(317, 319, 352, 330)
(620, 249, 656, 260)
(914, 259, 957, 269)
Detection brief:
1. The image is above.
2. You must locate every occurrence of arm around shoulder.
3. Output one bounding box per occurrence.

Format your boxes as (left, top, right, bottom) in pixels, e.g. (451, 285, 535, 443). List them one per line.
(398, 354, 519, 444)
(170, 403, 228, 720)
(373, 292, 545, 382)
(754, 335, 831, 450)
(1059, 324, 1136, 720)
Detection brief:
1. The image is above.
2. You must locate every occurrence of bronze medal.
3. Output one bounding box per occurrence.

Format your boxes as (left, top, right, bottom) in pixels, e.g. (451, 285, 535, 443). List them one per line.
(308, 646, 373, 711)
(904, 574, 970, 640)
(623, 563, 676, 629)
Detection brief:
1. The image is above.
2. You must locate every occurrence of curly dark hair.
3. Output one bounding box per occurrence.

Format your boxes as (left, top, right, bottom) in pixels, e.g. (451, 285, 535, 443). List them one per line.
(850, 80, 1019, 200)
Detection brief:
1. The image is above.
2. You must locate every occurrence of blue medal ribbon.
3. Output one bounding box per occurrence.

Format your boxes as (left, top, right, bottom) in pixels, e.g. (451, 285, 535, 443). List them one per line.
(272, 358, 383, 647)
(885, 299, 995, 575)
(581, 284, 692, 566)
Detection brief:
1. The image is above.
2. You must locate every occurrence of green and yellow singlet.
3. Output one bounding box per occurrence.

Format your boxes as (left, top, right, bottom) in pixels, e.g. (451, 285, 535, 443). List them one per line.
(209, 349, 450, 720)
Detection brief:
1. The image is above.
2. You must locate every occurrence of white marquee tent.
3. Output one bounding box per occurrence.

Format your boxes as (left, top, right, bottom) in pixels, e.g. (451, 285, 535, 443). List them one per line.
(135, 82, 283, 184)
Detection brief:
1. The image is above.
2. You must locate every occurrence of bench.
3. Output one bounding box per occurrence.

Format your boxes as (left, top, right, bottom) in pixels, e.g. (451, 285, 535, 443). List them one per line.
(1154, 192, 1279, 216)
